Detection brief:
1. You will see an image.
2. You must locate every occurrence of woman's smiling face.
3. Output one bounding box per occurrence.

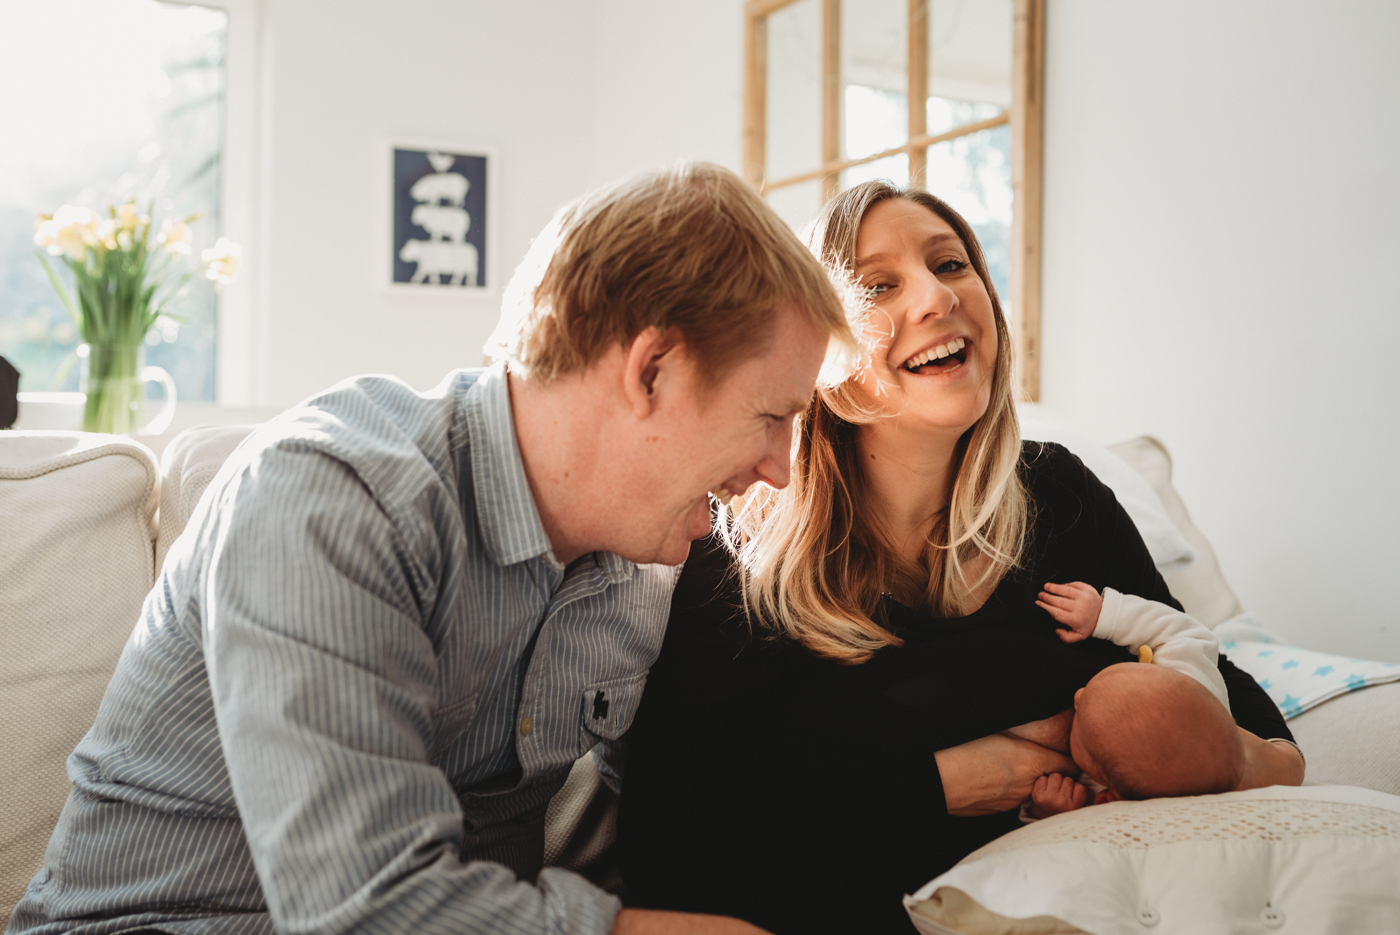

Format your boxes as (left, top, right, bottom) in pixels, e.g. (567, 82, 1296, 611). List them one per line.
(848, 197, 998, 435)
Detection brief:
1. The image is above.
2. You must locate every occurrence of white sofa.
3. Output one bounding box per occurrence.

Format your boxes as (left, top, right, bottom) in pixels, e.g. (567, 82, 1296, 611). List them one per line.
(3, 424, 1399, 922)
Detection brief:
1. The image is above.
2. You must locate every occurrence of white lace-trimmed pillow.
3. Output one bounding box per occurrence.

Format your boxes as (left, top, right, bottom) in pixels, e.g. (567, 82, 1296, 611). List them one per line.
(905, 785, 1400, 935)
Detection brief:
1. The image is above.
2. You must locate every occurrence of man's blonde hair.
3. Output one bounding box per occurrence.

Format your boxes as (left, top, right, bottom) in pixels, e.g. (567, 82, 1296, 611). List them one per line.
(486, 162, 851, 385)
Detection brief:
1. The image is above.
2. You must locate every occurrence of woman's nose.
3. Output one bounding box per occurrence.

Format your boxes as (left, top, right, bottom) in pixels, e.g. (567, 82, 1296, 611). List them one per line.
(904, 268, 957, 324)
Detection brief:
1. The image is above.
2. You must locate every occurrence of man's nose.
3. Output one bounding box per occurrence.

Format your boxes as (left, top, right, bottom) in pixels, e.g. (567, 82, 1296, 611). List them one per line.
(753, 430, 795, 490)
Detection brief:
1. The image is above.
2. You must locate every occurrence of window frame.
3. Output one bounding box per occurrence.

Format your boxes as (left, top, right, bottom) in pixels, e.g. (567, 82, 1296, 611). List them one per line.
(743, 0, 1045, 400)
(186, 0, 264, 408)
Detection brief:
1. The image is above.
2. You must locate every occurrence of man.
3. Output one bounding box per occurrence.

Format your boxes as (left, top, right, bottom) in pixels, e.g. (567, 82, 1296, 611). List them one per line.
(8, 163, 848, 935)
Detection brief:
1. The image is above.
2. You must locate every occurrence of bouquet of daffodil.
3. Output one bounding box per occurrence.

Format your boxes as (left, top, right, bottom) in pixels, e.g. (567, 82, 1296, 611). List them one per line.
(33, 201, 239, 433)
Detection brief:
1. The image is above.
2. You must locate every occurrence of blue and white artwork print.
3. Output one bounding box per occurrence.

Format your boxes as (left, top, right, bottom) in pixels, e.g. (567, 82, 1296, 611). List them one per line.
(392, 147, 488, 290)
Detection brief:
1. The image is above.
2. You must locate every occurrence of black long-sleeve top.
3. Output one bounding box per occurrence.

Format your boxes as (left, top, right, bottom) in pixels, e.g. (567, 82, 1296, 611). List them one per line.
(617, 443, 1292, 935)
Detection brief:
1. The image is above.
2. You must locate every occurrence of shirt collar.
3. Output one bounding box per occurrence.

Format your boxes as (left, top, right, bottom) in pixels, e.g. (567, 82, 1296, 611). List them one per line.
(594, 550, 635, 585)
(462, 362, 555, 567)
(461, 362, 638, 585)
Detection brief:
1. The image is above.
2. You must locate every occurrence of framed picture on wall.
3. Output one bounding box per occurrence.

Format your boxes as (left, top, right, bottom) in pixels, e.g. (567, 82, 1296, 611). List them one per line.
(386, 141, 496, 295)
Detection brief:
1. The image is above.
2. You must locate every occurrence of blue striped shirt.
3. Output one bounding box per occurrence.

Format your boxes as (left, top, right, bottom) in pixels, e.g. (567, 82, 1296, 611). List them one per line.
(9, 365, 679, 935)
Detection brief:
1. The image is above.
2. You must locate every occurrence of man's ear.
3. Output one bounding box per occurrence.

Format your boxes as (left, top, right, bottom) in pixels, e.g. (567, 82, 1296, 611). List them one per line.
(622, 325, 685, 419)
(1073, 687, 1084, 710)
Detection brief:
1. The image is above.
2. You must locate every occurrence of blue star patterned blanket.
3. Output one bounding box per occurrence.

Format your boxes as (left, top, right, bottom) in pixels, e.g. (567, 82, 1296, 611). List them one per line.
(1216, 614, 1400, 718)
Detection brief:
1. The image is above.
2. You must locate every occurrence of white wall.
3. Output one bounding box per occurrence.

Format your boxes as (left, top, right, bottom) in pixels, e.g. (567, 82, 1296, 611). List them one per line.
(255, 0, 602, 406)
(249, 0, 746, 410)
(1034, 0, 1400, 660)
(588, 0, 745, 181)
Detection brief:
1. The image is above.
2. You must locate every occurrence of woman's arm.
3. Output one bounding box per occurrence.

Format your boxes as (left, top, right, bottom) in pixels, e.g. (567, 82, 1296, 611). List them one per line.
(934, 732, 1078, 816)
(1236, 729, 1306, 789)
(612, 909, 772, 935)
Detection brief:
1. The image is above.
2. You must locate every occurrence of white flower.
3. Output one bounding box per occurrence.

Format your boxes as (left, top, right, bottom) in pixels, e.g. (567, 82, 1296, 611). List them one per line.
(116, 202, 145, 233)
(33, 205, 99, 261)
(95, 218, 118, 250)
(201, 237, 241, 284)
(157, 218, 193, 255)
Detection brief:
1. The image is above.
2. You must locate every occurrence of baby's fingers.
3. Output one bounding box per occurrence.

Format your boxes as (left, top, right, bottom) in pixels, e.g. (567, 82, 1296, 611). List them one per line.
(1041, 581, 1082, 597)
(1037, 588, 1076, 607)
(1054, 627, 1088, 644)
(1035, 599, 1076, 625)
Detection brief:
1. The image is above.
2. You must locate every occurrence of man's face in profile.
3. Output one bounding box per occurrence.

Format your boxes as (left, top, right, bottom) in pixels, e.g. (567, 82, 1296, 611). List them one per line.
(625, 303, 829, 566)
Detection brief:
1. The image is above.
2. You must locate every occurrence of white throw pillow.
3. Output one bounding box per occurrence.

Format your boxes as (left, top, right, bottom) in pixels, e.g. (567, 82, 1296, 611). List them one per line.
(1018, 417, 1196, 577)
(1104, 435, 1247, 628)
(0, 432, 160, 919)
(905, 785, 1400, 935)
(155, 423, 257, 572)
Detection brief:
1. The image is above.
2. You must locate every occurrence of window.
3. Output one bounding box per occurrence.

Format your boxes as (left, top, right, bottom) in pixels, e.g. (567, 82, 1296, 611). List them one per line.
(0, 0, 228, 401)
(744, 0, 1045, 399)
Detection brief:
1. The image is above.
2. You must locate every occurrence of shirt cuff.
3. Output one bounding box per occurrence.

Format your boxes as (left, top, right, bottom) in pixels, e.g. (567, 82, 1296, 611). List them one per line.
(1267, 737, 1306, 768)
(538, 867, 623, 935)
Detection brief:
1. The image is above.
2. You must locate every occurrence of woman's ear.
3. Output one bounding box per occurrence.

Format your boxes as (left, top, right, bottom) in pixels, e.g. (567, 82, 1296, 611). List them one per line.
(621, 326, 685, 420)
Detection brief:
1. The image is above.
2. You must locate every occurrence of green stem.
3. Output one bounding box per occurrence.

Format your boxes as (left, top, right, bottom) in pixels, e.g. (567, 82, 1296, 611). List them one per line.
(83, 343, 144, 434)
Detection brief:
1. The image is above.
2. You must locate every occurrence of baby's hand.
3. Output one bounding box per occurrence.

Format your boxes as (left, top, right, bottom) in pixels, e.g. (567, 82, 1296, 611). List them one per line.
(1037, 581, 1103, 643)
(1027, 772, 1091, 819)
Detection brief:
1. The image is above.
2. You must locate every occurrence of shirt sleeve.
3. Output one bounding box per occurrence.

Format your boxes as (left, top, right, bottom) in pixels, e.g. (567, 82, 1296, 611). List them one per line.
(1095, 587, 1231, 709)
(204, 442, 620, 935)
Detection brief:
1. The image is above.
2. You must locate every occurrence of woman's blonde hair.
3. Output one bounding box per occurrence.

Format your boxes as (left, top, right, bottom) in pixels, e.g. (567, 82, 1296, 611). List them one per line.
(720, 181, 1029, 663)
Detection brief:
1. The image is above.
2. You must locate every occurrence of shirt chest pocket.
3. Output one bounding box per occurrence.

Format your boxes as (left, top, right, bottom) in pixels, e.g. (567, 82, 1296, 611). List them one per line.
(579, 673, 647, 749)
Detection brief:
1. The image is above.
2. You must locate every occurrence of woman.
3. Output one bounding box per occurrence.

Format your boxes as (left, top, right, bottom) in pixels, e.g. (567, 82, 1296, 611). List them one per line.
(615, 183, 1303, 935)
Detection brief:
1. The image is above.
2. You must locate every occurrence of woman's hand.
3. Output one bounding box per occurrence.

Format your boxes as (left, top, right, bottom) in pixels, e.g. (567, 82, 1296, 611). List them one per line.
(1001, 707, 1074, 754)
(1235, 729, 1305, 790)
(934, 732, 1079, 816)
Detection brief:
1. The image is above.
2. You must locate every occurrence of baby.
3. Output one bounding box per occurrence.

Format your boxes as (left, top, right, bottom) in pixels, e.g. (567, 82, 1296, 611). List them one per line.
(1013, 581, 1246, 818)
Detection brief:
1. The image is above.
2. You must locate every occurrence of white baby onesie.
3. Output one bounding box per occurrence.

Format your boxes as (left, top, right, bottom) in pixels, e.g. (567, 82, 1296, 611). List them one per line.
(1095, 587, 1230, 711)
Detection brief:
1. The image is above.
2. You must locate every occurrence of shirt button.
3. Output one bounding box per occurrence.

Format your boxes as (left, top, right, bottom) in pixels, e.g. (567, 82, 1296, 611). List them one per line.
(1136, 907, 1160, 927)
(1260, 907, 1285, 929)
(520, 717, 533, 736)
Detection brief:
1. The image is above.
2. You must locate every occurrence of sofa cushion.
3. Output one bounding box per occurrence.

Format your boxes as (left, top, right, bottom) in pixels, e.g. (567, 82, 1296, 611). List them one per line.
(0, 432, 160, 918)
(905, 785, 1400, 935)
(155, 423, 257, 571)
(1106, 435, 1246, 627)
(1288, 682, 1400, 796)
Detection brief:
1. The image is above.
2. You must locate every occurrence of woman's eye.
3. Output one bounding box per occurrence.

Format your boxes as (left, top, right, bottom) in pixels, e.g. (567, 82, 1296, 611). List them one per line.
(867, 282, 893, 296)
(934, 259, 969, 275)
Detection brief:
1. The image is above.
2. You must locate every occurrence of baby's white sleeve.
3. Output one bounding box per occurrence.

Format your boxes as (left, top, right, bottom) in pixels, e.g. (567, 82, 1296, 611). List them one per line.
(1094, 588, 1231, 711)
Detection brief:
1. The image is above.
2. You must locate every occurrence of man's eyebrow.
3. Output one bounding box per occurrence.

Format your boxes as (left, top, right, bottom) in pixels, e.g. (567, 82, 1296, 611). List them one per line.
(853, 232, 962, 272)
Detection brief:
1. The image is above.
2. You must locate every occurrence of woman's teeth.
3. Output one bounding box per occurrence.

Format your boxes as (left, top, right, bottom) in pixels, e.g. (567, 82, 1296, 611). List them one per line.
(903, 337, 966, 372)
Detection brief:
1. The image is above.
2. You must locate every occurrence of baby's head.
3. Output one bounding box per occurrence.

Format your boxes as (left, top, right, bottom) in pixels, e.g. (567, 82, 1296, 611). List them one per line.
(1070, 663, 1245, 800)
